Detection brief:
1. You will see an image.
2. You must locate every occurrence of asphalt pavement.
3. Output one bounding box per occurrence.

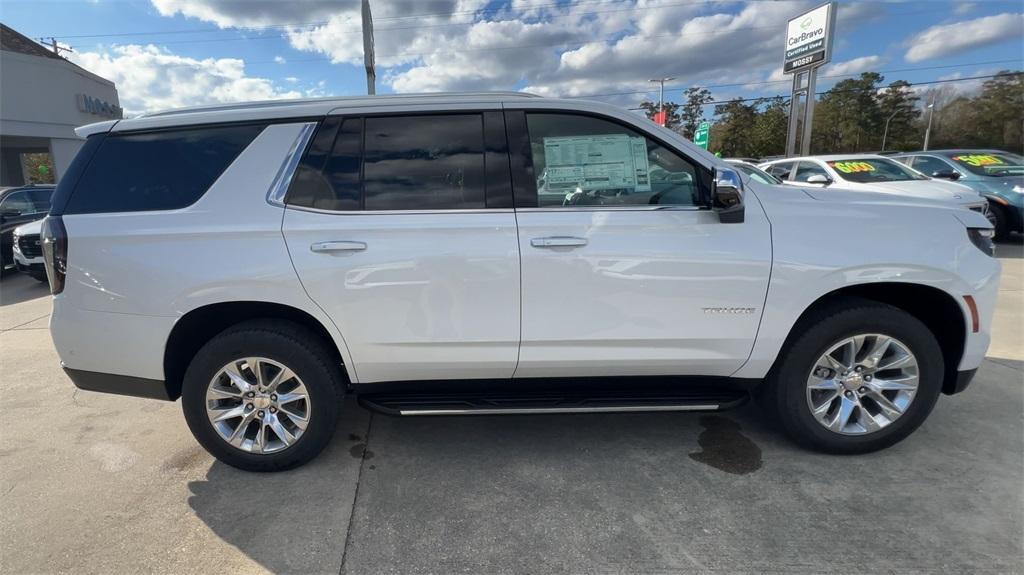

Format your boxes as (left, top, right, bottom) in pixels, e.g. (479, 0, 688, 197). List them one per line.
(1, 239, 1021, 574)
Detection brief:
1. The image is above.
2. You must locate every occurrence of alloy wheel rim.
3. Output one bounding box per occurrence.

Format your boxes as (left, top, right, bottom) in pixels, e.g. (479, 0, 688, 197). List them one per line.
(205, 357, 311, 454)
(805, 334, 919, 435)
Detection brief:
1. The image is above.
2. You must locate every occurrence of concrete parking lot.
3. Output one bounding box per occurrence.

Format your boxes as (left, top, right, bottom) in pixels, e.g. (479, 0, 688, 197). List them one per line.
(1, 240, 1022, 575)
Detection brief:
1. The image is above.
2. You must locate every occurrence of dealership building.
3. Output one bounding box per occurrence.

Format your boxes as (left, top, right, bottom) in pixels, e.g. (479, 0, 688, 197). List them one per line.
(1, 23, 121, 186)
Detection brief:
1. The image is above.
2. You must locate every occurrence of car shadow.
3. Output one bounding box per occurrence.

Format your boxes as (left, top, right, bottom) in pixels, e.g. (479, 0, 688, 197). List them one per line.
(994, 234, 1023, 259)
(184, 400, 780, 574)
(0, 271, 50, 306)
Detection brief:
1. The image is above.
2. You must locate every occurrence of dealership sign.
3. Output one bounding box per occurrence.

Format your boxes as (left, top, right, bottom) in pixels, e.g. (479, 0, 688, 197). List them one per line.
(76, 94, 123, 119)
(783, 2, 836, 74)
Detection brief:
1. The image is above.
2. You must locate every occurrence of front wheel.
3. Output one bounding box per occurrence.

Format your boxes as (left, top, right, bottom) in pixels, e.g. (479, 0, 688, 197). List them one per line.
(989, 203, 1010, 241)
(763, 299, 944, 454)
(181, 320, 343, 471)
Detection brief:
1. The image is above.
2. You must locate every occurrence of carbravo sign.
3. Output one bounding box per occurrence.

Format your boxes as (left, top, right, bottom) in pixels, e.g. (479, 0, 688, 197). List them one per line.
(783, 2, 835, 74)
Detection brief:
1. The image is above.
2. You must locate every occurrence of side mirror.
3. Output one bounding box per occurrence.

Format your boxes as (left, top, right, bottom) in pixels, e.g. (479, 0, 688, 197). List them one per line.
(806, 174, 832, 185)
(932, 170, 960, 181)
(712, 167, 744, 224)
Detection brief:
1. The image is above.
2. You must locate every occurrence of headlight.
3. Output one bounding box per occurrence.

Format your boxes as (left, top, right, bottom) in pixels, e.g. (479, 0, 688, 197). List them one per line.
(967, 227, 995, 257)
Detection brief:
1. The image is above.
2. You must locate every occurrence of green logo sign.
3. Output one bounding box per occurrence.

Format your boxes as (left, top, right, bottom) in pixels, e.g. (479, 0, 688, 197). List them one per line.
(800, 16, 812, 30)
(693, 121, 710, 150)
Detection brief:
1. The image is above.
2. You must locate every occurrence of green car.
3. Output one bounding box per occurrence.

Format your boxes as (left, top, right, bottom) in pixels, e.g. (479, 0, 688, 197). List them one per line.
(893, 150, 1023, 240)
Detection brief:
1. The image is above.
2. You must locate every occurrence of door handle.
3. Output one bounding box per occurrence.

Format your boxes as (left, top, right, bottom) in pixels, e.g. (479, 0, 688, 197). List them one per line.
(530, 236, 588, 248)
(310, 241, 367, 253)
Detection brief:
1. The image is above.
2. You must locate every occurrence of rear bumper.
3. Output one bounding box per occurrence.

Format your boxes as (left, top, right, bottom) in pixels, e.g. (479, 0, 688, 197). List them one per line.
(63, 367, 175, 401)
(945, 368, 977, 395)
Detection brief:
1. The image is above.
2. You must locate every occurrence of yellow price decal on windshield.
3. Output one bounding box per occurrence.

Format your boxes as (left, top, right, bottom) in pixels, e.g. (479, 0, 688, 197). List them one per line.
(829, 161, 875, 174)
(952, 154, 1004, 167)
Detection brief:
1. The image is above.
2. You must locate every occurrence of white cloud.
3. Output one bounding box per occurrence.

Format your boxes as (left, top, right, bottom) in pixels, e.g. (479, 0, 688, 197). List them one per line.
(285, 76, 299, 83)
(144, 0, 884, 103)
(905, 12, 1024, 62)
(273, 55, 286, 64)
(70, 44, 303, 116)
(824, 55, 883, 77)
(954, 2, 977, 16)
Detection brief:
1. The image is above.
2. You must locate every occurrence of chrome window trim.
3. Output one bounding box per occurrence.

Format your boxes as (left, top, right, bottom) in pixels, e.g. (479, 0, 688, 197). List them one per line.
(266, 121, 318, 207)
(285, 205, 514, 216)
(516, 205, 705, 213)
(283, 204, 702, 216)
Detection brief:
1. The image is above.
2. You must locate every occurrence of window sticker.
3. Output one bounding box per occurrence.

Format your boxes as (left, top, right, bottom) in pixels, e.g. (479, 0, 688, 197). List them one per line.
(541, 134, 651, 192)
(951, 154, 1005, 167)
(828, 161, 876, 174)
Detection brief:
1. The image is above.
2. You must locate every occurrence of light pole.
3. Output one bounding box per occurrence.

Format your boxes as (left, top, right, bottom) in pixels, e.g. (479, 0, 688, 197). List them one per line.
(923, 97, 935, 151)
(881, 108, 899, 152)
(649, 77, 675, 125)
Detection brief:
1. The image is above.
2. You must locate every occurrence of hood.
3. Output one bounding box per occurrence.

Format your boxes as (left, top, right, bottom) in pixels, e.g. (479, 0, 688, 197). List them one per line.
(857, 179, 984, 206)
(13, 218, 43, 236)
(798, 186, 953, 209)
(975, 175, 1024, 194)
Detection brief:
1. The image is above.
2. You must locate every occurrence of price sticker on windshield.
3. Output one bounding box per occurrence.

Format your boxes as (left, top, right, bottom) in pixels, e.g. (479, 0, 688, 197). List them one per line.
(829, 161, 875, 174)
(952, 155, 1004, 167)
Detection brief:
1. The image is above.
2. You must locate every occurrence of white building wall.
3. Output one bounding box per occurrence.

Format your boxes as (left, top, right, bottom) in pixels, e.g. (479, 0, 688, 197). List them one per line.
(0, 50, 120, 183)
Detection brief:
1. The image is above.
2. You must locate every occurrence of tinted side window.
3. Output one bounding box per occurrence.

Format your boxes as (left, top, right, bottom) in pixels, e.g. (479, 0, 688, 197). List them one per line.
(26, 189, 53, 212)
(766, 162, 794, 179)
(363, 114, 485, 211)
(285, 117, 341, 209)
(525, 113, 703, 207)
(911, 156, 951, 176)
(1, 192, 33, 213)
(65, 124, 264, 214)
(793, 161, 828, 182)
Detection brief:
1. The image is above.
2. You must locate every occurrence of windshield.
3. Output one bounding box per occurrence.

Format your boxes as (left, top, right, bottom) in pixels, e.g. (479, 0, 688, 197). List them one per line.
(826, 158, 929, 183)
(946, 153, 1024, 177)
(730, 162, 782, 185)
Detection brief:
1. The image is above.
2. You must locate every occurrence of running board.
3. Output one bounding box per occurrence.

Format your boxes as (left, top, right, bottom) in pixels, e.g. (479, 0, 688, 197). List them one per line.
(358, 390, 748, 416)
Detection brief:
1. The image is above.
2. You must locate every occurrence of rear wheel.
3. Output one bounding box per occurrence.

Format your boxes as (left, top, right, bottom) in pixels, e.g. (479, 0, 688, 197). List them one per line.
(763, 299, 944, 454)
(181, 320, 343, 471)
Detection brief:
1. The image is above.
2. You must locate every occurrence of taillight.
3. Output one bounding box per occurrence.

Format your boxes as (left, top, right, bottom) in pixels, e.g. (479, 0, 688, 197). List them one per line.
(40, 216, 67, 295)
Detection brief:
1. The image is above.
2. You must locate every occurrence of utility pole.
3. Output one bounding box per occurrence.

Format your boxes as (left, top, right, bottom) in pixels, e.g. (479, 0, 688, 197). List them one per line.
(38, 37, 73, 58)
(923, 96, 935, 151)
(649, 77, 674, 126)
(881, 108, 899, 152)
(361, 0, 376, 95)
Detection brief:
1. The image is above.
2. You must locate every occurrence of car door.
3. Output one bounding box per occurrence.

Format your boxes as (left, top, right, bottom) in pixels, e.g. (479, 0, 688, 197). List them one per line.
(282, 109, 521, 383)
(506, 110, 772, 378)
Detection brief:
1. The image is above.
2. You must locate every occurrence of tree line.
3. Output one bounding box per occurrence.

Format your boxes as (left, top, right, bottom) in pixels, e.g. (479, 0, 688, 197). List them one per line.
(640, 70, 1023, 159)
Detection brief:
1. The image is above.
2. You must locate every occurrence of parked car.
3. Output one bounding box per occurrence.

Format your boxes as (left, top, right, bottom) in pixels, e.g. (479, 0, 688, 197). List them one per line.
(12, 219, 47, 282)
(892, 150, 1023, 239)
(725, 159, 783, 185)
(44, 93, 999, 471)
(0, 184, 54, 275)
(758, 155, 991, 221)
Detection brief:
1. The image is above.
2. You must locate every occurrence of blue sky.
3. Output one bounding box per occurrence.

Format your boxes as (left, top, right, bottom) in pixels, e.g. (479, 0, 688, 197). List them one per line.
(2, 0, 1021, 115)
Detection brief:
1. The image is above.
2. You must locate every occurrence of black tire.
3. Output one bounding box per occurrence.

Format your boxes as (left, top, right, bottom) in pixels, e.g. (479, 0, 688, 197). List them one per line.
(990, 203, 1010, 241)
(181, 320, 344, 471)
(30, 272, 48, 283)
(762, 298, 944, 454)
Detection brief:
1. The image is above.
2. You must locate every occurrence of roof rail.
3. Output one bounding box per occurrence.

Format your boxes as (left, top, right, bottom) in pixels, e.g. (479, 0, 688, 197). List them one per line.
(140, 91, 541, 118)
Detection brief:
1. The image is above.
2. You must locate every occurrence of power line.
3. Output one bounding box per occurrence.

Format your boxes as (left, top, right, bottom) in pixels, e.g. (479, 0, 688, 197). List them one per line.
(626, 73, 1021, 108)
(569, 59, 1024, 99)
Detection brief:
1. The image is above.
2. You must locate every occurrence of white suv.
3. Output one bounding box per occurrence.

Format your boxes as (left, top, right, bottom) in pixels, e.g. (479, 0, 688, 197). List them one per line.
(43, 93, 1000, 471)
